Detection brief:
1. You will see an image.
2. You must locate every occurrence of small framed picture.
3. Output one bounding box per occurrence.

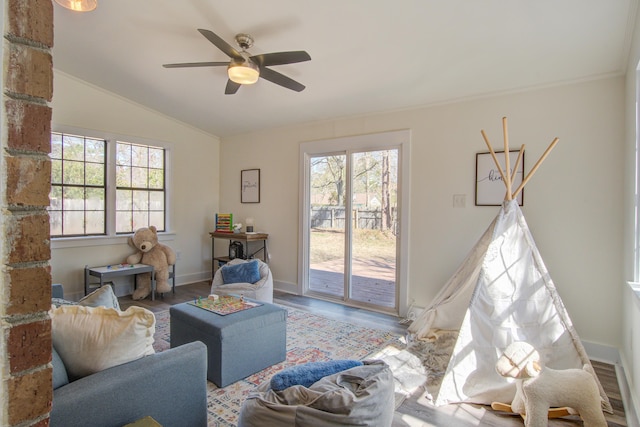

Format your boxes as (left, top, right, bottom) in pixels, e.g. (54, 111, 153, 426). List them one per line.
(241, 169, 260, 203)
(475, 150, 525, 206)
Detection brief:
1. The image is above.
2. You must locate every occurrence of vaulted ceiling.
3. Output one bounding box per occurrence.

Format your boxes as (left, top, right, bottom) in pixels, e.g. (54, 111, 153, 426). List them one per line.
(53, 0, 637, 137)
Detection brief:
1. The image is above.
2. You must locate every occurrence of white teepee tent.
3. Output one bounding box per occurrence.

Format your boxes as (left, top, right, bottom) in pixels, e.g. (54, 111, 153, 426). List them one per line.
(408, 118, 612, 413)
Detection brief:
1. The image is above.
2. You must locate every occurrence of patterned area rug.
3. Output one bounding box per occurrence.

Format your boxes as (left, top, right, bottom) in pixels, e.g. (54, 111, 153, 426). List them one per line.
(153, 307, 404, 426)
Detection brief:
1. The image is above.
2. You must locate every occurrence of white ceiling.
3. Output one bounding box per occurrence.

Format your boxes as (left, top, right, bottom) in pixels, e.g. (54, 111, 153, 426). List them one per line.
(52, 0, 637, 138)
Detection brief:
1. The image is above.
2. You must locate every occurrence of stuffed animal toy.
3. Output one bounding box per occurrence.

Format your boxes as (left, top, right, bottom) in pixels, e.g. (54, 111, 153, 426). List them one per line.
(126, 226, 176, 300)
(493, 341, 607, 427)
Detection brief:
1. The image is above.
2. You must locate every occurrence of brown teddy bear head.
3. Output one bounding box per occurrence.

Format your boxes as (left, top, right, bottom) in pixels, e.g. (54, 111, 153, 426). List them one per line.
(129, 225, 158, 253)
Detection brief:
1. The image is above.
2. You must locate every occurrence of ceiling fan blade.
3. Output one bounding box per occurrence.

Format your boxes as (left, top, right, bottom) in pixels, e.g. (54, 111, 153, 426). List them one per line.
(225, 80, 241, 95)
(163, 62, 228, 68)
(251, 51, 311, 67)
(259, 67, 306, 92)
(198, 29, 243, 60)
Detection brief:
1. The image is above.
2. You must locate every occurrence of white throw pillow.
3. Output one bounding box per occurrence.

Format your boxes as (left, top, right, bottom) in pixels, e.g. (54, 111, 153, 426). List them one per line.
(78, 284, 121, 310)
(50, 305, 156, 380)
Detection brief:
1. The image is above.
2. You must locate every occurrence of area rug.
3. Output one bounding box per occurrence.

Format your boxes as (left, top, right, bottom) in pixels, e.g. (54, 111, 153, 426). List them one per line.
(366, 330, 457, 408)
(153, 306, 404, 427)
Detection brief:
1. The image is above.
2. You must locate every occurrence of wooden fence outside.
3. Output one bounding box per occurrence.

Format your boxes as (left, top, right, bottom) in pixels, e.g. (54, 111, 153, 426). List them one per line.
(310, 206, 397, 232)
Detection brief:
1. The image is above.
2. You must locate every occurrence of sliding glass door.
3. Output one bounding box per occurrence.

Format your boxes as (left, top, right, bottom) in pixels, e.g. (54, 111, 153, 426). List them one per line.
(306, 149, 399, 311)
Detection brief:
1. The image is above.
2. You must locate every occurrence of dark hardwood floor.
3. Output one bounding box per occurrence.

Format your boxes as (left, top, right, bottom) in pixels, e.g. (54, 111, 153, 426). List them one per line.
(118, 280, 408, 334)
(118, 280, 211, 313)
(118, 282, 628, 427)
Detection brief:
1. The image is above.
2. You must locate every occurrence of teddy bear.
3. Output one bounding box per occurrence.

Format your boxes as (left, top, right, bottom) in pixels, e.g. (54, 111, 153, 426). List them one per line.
(493, 341, 607, 427)
(126, 226, 176, 300)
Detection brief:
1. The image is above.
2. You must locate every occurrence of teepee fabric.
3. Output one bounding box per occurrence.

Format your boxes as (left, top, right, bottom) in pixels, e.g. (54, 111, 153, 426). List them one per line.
(409, 199, 612, 412)
(408, 119, 611, 412)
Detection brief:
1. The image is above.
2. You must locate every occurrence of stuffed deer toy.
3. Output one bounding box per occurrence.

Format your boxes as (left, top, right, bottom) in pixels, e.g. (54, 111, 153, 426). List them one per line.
(493, 341, 607, 427)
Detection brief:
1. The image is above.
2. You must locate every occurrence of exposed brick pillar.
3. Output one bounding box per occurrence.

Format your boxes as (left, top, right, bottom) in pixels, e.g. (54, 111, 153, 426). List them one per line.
(1, 1, 54, 426)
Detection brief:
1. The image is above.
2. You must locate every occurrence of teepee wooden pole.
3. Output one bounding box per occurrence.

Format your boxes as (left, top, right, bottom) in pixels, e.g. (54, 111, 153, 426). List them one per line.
(512, 137, 559, 199)
(480, 130, 508, 190)
(502, 117, 512, 199)
(511, 144, 525, 187)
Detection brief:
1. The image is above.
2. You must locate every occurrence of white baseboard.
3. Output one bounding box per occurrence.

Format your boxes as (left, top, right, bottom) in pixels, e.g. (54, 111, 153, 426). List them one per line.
(619, 354, 640, 427)
(274, 280, 298, 295)
(177, 271, 211, 287)
(582, 340, 621, 365)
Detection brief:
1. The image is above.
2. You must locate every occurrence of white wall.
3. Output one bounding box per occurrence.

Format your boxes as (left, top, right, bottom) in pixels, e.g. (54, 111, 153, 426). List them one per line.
(623, 3, 640, 422)
(51, 71, 220, 300)
(220, 77, 625, 351)
(50, 61, 633, 420)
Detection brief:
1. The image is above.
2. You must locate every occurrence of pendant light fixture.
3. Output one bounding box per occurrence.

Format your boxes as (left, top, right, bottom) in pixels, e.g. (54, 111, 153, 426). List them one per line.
(54, 0, 97, 12)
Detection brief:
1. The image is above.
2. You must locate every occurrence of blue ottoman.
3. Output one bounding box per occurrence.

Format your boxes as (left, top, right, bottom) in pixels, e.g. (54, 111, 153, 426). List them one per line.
(170, 300, 287, 387)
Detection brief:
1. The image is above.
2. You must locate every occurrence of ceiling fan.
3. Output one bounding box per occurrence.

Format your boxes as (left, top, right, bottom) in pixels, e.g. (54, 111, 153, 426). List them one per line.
(163, 29, 311, 95)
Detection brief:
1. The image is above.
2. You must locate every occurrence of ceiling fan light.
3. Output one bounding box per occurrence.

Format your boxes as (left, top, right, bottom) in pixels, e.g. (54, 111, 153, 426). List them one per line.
(54, 0, 97, 12)
(228, 61, 259, 85)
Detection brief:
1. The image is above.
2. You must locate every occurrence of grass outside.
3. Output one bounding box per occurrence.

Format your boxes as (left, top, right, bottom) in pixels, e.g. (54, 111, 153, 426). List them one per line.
(309, 228, 396, 265)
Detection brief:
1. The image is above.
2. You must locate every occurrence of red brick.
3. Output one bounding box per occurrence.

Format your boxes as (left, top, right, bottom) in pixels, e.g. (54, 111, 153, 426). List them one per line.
(6, 156, 52, 207)
(6, 212, 51, 264)
(7, 267, 52, 316)
(3, 0, 55, 424)
(7, 0, 54, 48)
(7, 368, 52, 425)
(6, 98, 52, 153)
(6, 43, 53, 101)
(8, 320, 52, 373)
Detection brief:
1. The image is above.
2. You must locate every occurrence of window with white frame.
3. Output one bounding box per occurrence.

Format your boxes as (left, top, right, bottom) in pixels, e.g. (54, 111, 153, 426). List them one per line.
(49, 132, 168, 238)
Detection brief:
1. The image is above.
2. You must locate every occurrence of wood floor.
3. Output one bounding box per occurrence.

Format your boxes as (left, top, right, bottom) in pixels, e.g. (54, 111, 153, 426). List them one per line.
(118, 282, 629, 427)
(118, 281, 408, 334)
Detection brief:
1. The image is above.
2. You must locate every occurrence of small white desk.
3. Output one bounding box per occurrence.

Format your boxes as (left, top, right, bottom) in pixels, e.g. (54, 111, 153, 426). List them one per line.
(85, 263, 154, 299)
(85, 263, 177, 300)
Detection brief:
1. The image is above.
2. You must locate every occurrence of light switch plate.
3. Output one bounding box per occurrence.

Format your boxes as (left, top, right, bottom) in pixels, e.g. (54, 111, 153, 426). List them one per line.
(453, 194, 466, 208)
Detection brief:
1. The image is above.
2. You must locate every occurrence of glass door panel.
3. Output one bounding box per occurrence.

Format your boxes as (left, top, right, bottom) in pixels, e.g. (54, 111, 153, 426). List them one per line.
(350, 150, 398, 308)
(308, 154, 346, 298)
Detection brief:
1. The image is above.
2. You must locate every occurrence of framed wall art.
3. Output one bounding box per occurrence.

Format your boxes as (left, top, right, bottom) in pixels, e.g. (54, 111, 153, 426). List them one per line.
(475, 150, 525, 206)
(241, 169, 260, 203)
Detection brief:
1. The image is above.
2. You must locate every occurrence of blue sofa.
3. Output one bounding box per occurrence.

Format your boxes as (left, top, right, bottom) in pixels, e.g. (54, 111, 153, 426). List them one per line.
(50, 284, 208, 427)
(51, 341, 207, 427)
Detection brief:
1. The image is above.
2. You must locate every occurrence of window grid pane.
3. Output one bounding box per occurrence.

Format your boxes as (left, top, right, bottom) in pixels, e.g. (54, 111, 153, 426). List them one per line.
(116, 210, 133, 234)
(48, 132, 107, 237)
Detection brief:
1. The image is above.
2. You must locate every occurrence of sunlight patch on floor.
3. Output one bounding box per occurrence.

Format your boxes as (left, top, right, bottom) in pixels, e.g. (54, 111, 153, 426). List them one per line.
(398, 413, 437, 426)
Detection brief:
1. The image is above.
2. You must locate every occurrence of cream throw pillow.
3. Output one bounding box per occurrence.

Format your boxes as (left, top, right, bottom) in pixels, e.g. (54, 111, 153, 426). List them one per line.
(50, 305, 156, 380)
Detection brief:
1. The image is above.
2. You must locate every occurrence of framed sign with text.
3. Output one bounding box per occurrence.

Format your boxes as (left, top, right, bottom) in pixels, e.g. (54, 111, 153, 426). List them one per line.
(241, 169, 260, 203)
(475, 150, 524, 206)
